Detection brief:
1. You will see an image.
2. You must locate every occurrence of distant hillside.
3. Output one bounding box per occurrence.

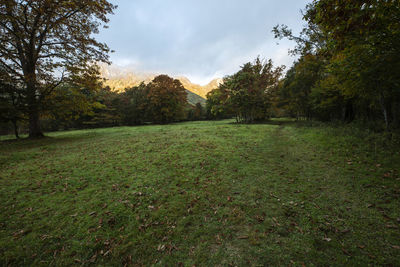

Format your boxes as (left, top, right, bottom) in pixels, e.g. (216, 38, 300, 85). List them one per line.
(186, 89, 206, 106)
(100, 65, 222, 101)
(176, 76, 222, 99)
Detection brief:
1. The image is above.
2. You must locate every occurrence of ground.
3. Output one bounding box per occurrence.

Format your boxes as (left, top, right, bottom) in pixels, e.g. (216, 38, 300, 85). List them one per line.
(0, 120, 399, 265)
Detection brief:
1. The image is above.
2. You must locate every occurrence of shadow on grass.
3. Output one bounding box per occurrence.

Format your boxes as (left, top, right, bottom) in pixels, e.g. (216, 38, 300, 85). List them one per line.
(228, 118, 299, 127)
(0, 133, 102, 168)
(0, 131, 100, 151)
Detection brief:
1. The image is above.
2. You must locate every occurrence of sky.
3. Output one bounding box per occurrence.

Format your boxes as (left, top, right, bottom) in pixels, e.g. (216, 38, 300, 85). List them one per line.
(97, 0, 310, 85)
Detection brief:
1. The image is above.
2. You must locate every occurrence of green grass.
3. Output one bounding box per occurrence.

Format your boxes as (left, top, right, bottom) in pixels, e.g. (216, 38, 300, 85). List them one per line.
(1, 120, 399, 266)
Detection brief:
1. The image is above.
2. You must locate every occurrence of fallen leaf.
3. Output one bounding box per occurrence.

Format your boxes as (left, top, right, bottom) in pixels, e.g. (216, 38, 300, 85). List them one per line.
(272, 217, 280, 226)
(40, 234, 52, 240)
(89, 254, 97, 263)
(342, 248, 351, 256)
(323, 237, 332, 242)
(103, 250, 111, 256)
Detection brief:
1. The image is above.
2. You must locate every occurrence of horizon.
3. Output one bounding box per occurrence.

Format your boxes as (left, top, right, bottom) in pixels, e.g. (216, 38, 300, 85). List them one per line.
(100, 63, 222, 87)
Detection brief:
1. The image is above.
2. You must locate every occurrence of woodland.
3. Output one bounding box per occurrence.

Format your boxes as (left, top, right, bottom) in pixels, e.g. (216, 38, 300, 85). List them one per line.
(1, 1, 399, 137)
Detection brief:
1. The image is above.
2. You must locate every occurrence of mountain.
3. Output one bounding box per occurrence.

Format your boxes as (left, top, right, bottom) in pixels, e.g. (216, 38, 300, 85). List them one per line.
(186, 89, 206, 106)
(100, 65, 222, 102)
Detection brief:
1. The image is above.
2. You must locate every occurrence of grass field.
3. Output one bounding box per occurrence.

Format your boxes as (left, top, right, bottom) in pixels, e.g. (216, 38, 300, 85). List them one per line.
(1, 120, 399, 266)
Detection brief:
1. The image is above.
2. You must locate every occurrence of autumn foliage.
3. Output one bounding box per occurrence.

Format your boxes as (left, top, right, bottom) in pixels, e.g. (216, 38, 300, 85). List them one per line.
(145, 75, 188, 124)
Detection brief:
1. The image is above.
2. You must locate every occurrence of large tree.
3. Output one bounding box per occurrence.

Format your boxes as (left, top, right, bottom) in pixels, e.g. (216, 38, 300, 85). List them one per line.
(206, 58, 283, 123)
(225, 58, 284, 123)
(0, 0, 116, 137)
(146, 75, 188, 124)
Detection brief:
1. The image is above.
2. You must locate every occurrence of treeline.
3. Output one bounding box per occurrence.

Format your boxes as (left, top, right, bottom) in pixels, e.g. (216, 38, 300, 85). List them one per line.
(1, 74, 205, 137)
(207, 0, 400, 130)
(274, 0, 400, 129)
(52, 74, 206, 129)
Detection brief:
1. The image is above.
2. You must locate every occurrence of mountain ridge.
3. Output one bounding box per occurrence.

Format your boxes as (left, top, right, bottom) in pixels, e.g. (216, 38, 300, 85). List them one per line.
(100, 65, 222, 99)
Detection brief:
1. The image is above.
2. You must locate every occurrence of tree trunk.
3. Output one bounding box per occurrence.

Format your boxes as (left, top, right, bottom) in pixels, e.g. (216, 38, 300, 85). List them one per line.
(29, 108, 44, 138)
(12, 119, 19, 139)
(26, 75, 44, 138)
(341, 106, 346, 121)
(379, 94, 389, 129)
(392, 101, 398, 127)
(344, 101, 354, 122)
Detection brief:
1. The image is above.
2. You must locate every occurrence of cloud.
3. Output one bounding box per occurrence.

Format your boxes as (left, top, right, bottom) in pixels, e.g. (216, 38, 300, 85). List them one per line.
(98, 0, 310, 84)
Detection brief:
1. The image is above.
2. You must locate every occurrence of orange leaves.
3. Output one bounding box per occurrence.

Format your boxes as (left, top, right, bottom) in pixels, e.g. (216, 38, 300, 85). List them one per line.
(146, 75, 188, 123)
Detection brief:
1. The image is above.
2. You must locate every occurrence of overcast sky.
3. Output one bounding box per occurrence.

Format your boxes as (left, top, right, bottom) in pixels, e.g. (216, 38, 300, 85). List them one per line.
(97, 0, 310, 85)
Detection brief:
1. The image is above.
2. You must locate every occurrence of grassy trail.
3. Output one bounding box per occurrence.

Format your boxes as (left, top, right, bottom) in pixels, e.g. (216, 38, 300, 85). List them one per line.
(0, 120, 399, 265)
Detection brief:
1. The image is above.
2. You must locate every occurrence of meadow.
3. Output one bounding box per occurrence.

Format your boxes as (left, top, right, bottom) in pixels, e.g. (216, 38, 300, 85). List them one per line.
(0, 120, 399, 265)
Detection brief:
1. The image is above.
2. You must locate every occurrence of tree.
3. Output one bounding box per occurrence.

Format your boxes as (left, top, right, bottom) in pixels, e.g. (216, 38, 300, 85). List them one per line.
(120, 83, 148, 125)
(193, 102, 204, 120)
(206, 85, 231, 119)
(82, 86, 121, 128)
(206, 58, 283, 122)
(225, 58, 284, 123)
(0, 0, 116, 137)
(146, 75, 188, 124)
(279, 55, 326, 120)
(42, 82, 104, 130)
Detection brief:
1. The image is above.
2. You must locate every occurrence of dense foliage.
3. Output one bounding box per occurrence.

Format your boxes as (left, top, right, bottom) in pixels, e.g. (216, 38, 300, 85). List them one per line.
(1, 74, 207, 136)
(206, 58, 283, 123)
(145, 75, 188, 124)
(273, 0, 400, 130)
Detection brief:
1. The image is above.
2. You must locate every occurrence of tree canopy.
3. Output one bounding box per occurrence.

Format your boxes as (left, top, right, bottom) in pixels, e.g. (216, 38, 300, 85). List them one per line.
(206, 58, 283, 123)
(273, 0, 400, 129)
(0, 0, 116, 137)
(146, 75, 188, 124)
